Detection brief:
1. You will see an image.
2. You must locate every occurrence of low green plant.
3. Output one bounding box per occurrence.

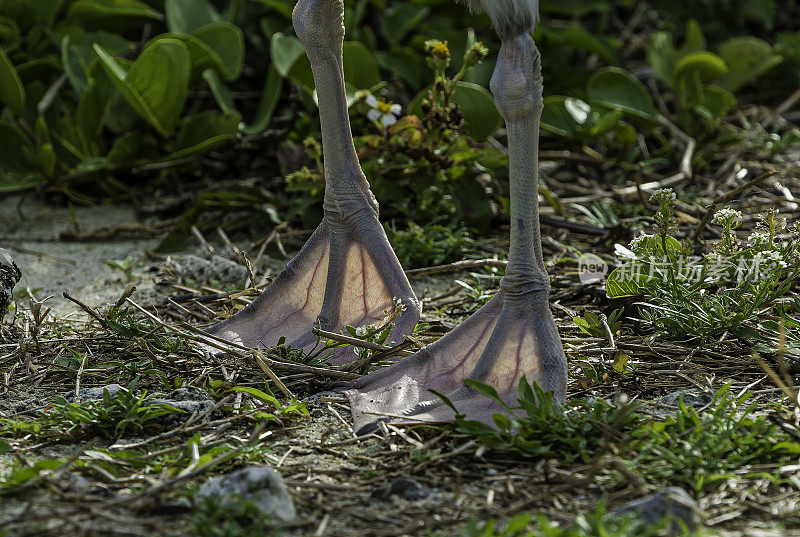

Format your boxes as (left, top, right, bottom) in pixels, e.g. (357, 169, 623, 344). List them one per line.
(444, 377, 641, 464)
(193, 495, 282, 537)
(105, 306, 185, 354)
(103, 257, 135, 282)
(607, 189, 800, 340)
(648, 20, 782, 133)
(573, 308, 624, 339)
(459, 506, 692, 537)
(228, 383, 308, 421)
(635, 385, 800, 493)
(0, 381, 182, 439)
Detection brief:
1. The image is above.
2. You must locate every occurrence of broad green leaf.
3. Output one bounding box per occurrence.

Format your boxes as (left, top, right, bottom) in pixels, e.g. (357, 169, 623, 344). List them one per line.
(541, 96, 579, 138)
(647, 32, 678, 86)
(270, 33, 304, 77)
(647, 20, 705, 88)
(450, 81, 501, 141)
(193, 22, 244, 80)
(673, 51, 728, 84)
(254, 0, 294, 19)
(107, 130, 141, 164)
(165, 0, 219, 34)
(167, 110, 241, 160)
(77, 82, 108, 154)
(0, 46, 24, 114)
(342, 41, 380, 90)
(0, 439, 9, 454)
(379, 3, 429, 45)
(94, 39, 190, 137)
(202, 68, 234, 113)
(776, 32, 800, 65)
(543, 25, 619, 64)
(743, 0, 775, 29)
(287, 54, 314, 95)
(717, 37, 782, 92)
(697, 85, 736, 120)
(61, 30, 134, 94)
(586, 67, 657, 121)
(374, 49, 426, 89)
(68, 0, 163, 21)
(0, 17, 20, 46)
(242, 64, 283, 135)
(0, 121, 32, 172)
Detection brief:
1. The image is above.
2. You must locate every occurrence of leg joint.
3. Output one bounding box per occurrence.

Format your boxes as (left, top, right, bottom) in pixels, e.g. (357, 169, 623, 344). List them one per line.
(292, 0, 344, 60)
(490, 33, 543, 121)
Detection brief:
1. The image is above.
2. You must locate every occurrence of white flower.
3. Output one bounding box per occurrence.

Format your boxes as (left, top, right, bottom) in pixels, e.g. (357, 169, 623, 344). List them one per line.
(763, 250, 787, 266)
(650, 188, 676, 205)
(748, 231, 771, 248)
(366, 95, 402, 128)
(629, 233, 654, 252)
(712, 207, 742, 226)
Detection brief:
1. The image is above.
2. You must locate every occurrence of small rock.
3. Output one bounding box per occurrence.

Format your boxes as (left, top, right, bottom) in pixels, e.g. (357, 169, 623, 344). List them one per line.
(614, 487, 700, 535)
(0, 247, 21, 321)
(66, 472, 91, 492)
(163, 254, 247, 284)
(64, 384, 125, 403)
(646, 389, 714, 419)
(147, 387, 215, 425)
(658, 390, 713, 409)
(197, 467, 296, 522)
(372, 477, 429, 501)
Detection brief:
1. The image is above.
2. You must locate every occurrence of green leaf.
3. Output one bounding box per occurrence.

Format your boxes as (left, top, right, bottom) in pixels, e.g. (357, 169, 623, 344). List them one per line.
(0, 46, 25, 114)
(77, 82, 108, 154)
(0, 438, 10, 455)
(193, 22, 244, 80)
(242, 64, 283, 135)
(62, 30, 134, 95)
(544, 25, 619, 64)
(94, 38, 190, 137)
(68, 0, 163, 21)
(450, 81, 502, 141)
(374, 48, 426, 89)
(716, 37, 782, 92)
(342, 41, 380, 90)
(379, 3, 429, 45)
(165, 0, 219, 34)
(168, 110, 241, 160)
(229, 386, 280, 408)
(0, 121, 32, 172)
(698, 85, 736, 120)
(107, 130, 141, 165)
(673, 51, 728, 84)
(541, 96, 579, 138)
(270, 32, 305, 78)
(586, 67, 657, 122)
(202, 68, 234, 113)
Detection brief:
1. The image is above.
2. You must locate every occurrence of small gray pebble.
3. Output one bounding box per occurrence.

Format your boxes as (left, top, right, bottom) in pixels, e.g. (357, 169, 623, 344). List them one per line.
(64, 384, 125, 403)
(197, 466, 296, 522)
(614, 487, 700, 535)
(372, 477, 429, 501)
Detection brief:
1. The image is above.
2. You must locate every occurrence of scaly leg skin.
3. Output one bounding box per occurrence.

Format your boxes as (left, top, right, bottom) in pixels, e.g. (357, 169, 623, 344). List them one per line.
(206, 0, 420, 365)
(345, 30, 568, 434)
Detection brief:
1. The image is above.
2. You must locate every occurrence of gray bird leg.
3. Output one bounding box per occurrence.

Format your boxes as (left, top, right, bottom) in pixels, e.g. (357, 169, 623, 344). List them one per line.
(346, 33, 567, 433)
(205, 0, 420, 364)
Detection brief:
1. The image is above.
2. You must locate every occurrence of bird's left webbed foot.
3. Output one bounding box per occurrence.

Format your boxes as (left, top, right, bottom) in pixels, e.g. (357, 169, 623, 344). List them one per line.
(343, 280, 566, 434)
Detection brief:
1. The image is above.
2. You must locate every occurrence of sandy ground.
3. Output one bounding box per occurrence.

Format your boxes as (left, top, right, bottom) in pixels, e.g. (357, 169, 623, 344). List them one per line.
(0, 196, 161, 318)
